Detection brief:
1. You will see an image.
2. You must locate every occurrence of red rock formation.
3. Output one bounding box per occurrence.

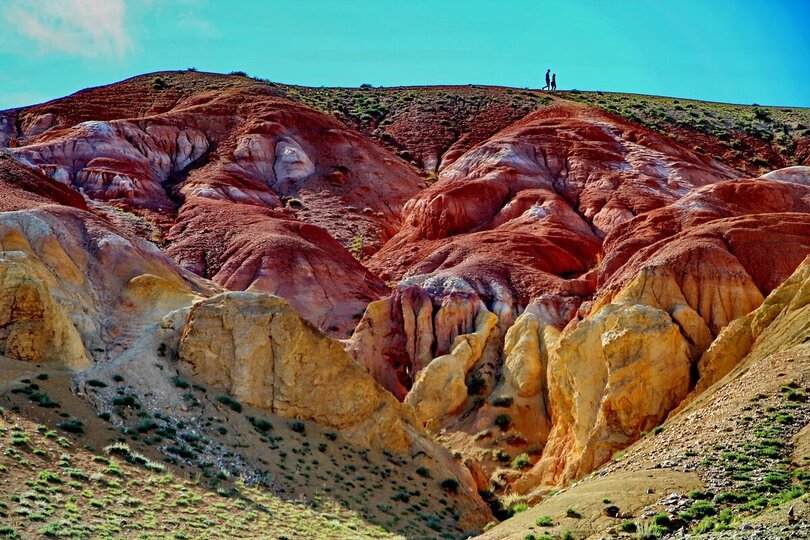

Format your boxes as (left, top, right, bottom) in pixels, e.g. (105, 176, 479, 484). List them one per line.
(3, 72, 425, 334)
(597, 177, 810, 296)
(166, 198, 389, 334)
(0, 155, 87, 212)
(370, 101, 736, 302)
(4, 73, 810, 498)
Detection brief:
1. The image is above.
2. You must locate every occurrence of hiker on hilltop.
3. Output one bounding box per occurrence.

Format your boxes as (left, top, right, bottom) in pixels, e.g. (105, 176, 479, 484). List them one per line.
(543, 69, 551, 90)
(551, 73, 557, 91)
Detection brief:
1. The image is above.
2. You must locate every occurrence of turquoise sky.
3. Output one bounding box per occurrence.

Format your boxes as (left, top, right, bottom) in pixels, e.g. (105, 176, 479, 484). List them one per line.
(1, 0, 808, 109)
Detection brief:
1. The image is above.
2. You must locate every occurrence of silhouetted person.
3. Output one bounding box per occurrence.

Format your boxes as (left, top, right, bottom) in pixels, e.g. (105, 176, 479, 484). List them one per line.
(543, 69, 551, 90)
(551, 73, 557, 91)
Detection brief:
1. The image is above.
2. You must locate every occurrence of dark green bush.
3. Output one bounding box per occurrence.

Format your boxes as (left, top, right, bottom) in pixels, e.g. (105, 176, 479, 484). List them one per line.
(494, 414, 511, 430)
(217, 395, 242, 413)
(492, 395, 514, 408)
(58, 419, 84, 434)
(440, 478, 459, 494)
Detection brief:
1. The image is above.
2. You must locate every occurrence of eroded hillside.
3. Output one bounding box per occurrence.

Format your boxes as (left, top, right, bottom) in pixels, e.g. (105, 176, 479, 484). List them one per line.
(0, 70, 808, 539)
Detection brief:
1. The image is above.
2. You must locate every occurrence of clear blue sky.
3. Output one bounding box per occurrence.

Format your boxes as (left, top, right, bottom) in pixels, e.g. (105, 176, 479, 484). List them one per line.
(1, 0, 808, 109)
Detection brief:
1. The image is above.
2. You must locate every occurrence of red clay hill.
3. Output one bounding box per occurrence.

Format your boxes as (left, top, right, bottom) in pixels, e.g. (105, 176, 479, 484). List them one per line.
(2, 71, 810, 500)
(2, 68, 808, 344)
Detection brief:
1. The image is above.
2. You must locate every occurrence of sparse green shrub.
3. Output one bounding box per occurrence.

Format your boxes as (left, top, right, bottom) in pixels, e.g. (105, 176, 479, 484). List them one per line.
(165, 445, 195, 460)
(494, 413, 511, 430)
(416, 466, 431, 478)
(535, 516, 552, 526)
(152, 76, 168, 90)
(105, 461, 123, 476)
(248, 417, 273, 432)
(348, 235, 365, 259)
(680, 501, 716, 521)
(104, 442, 130, 455)
(440, 478, 459, 494)
(752, 156, 769, 168)
(466, 371, 486, 395)
(29, 392, 58, 408)
(510, 503, 529, 514)
(217, 395, 242, 413)
(565, 507, 581, 518)
(288, 420, 305, 433)
(511, 453, 531, 470)
(58, 419, 84, 434)
(714, 491, 747, 504)
(112, 395, 139, 409)
(171, 376, 190, 389)
(687, 489, 711, 500)
(66, 468, 89, 481)
(37, 470, 61, 484)
(492, 395, 514, 408)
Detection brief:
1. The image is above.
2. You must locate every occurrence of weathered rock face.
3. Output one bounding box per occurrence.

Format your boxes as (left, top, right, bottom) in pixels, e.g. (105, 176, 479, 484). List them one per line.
(0, 252, 88, 367)
(761, 165, 810, 186)
(353, 177, 810, 496)
(177, 291, 422, 452)
(170, 290, 492, 525)
(597, 178, 810, 297)
(0, 154, 88, 212)
(694, 254, 810, 397)
(349, 103, 737, 437)
(347, 286, 499, 399)
(4, 72, 425, 335)
(13, 118, 209, 209)
(0, 161, 494, 529)
(166, 198, 389, 335)
(404, 305, 499, 427)
(0, 201, 211, 364)
(342, 105, 809, 497)
(519, 303, 691, 490)
(369, 101, 736, 301)
(4, 73, 810, 506)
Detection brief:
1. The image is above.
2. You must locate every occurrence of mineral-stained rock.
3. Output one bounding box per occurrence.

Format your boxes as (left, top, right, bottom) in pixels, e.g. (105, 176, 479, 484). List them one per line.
(347, 284, 498, 398)
(0, 203, 211, 363)
(369, 101, 735, 304)
(177, 291, 422, 452)
(517, 302, 691, 490)
(4, 72, 426, 335)
(172, 290, 492, 524)
(761, 165, 810, 186)
(404, 305, 498, 427)
(693, 254, 810, 397)
(5, 73, 810, 508)
(0, 154, 87, 212)
(166, 198, 389, 336)
(597, 179, 810, 297)
(0, 252, 88, 367)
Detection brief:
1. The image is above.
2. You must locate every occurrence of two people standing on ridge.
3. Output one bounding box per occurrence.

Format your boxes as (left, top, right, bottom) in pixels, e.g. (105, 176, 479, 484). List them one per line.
(543, 69, 557, 91)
